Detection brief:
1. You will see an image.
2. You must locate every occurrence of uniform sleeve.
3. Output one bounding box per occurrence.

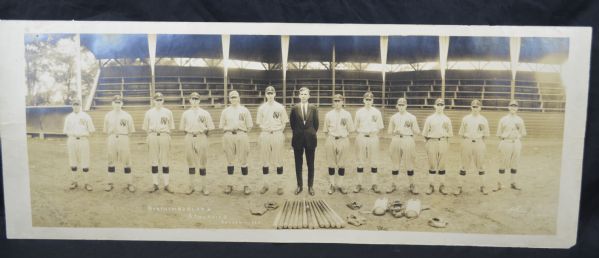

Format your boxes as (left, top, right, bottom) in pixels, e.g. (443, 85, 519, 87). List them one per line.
(245, 108, 253, 130)
(412, 116, 421, 135)
(353, 110, 361, 131)
(128, 114, 136, 133)
(422, 117, 430, 138)
(387, 116, 394, 135)
(142, 111, 149, 131)
(256, 105, 264, 127)
(219, 109, 225, 129)
(281, 106, 289, 124)
(322, 112, 329, 133)
(519, 118, 527, 137)
(179, 112, 185, 131)
(458, 117, 466, 136)
(103, 113, 109, 134)
(86, 114, 95, 133)
(168, 110, 175, 130)
(446, 117, 453, 137)
(347, 112, 355, 132)
(377, 111, 384, 130)
(496, 117, 504, 137)
(206, 112, 215, 130)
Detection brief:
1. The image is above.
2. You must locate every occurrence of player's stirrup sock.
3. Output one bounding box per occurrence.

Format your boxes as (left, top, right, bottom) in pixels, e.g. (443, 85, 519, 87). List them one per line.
(82, 168, 90, 185)
(428, 170, 437, 186)
(459, 170, 467, 187)
(151, 166, 159, 185)
(241, 166, 249, 187)
(328, 167, 336, 186)
(188, 168, 196, 188)
(479, 171, 486, 186)
(370, 167, 378, 186)
(162, 167, 170, 186)
(357, 167, 364, 185)
(510, 169, 517, 184)
(70, 166, 78, 182)
(124, 167, 132, 184)
(107, 166, 115, 183)
(438, 170, 446, 184)
(338, 168, 345, 188)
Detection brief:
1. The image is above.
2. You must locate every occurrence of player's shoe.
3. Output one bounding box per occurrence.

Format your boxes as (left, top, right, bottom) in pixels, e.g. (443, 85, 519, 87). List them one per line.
(492, 182, 503, 192)
(308, 187, 315, 196)
(164, 185, 174, 194)
(185, 186, 195, 195)
(276, 187, 284, 195)
(425, 184, 435, 195)
(409, 184, 419, 195)
(338, 186, 348, 195)
(353, 184, 363, 193)
(201, 186, 210, 196)
(104, 183, 113, 192)
(224, 185, 233, 194)
(453, 186, 463, 196)
(84, 184, 93, 192)
(260, 185, 269, 194)
(149, 184, 159, 193)
(69, 182, 78, 190)
(371, 184, 381, 194)
(243, 186, 251, 195)
(386, 183, 397, 194)
(480, 186, 489, 195)
(438, 184, 449, 195)
(327, 184, 336, 195)
(127, 184, 136, 193)
(510, 183, 522, 190)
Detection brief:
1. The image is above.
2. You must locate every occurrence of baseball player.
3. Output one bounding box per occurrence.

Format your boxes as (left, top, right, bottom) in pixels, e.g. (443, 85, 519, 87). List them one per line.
(422, 98, 453, 195)
(323, 94, 355, 195)
(353, 91, 384, 193)
(455, 99, 490, 196)
(387, 97, 421, 195)
(63, 99, 95, 191)
(494, 99, 527, 191)
(180, 92, 215, 195)
(142, 92, 175, 193)
(256, 86, 289, 195)
(219, 90, 254, 195)
(103, 95, 136, 192)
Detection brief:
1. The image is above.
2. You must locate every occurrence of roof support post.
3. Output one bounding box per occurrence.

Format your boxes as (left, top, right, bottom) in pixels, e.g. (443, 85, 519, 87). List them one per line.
(148, 34, 157, 98)
(510, 37, 521, 100)
(222, 34, 230, 105)
(75, 33, 83, 104)
(281, 35, 289, 106)
(439, 36, 450, 100)
(332, 43, 336, 96)
(380, 35, 388, 109)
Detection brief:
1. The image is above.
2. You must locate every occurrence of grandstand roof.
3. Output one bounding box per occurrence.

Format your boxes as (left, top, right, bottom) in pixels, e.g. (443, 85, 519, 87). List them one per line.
(26, 33, 570, 64)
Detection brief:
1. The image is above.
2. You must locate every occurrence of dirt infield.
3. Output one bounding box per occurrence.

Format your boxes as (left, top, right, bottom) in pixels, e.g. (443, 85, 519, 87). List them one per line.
(28, 133, 561, 234)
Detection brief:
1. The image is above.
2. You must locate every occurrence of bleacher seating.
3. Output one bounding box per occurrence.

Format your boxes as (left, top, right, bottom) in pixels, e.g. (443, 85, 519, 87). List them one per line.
(90, 66, 565, 113)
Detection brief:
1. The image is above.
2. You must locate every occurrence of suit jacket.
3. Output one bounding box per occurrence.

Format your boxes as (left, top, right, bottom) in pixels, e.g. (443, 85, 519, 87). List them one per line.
(290, 103, 319, 149)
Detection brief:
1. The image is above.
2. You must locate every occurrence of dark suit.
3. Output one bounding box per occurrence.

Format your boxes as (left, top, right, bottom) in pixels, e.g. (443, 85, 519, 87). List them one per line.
(289, 103, 319, 188)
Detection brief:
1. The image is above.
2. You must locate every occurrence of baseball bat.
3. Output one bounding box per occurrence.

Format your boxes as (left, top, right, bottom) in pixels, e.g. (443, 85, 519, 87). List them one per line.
(293, 200, 300, 229)
(308, 200, 323, 228)
(315, 199, 338, 228)
(308, 200, 319, 229)
(321, 199, 346, 228)
(311, 200, 331, 228)
(287, 200, 296, 229)
(274, 200, 287, 229)
(282, 200, 293, 229)
(302, 199, 308, 229)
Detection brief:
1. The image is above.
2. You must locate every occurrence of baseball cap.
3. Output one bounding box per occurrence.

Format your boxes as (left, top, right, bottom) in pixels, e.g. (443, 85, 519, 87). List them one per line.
(397, 98, 407, 105)
(153, 92, 164, 100)
(363, 91, 374, 99)
(265, 86, 275, 93)
(112, 95, 123, 102)
(509, 99, 518, 106)
(72, 99, 81, 105)
(332, 94, 344, 101)
(190, 92, 200, 99)
(470, 99, 481, 107)
(434, 98, 445, 105)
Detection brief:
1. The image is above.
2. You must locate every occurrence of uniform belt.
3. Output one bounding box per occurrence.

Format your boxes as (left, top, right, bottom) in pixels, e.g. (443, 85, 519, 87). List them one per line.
(264, 130, 282, 134)
(463, 137, 483, 143)
(394, 134, 413, 138)
(226, 130, 246, 135)
(501, 138, 517, 142)
(112, 134, 128, 138)
(331, 136, 346, 140)
(359, 133, 376, 138)
(427, 137, 445, 141)
(187, 132, 205, 137)
(151, 132, 169, 136)
(71, 136, 87, 140)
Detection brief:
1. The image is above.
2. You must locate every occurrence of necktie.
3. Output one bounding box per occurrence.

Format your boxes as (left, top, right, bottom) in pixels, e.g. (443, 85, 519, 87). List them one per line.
(303, 104, 307, 122)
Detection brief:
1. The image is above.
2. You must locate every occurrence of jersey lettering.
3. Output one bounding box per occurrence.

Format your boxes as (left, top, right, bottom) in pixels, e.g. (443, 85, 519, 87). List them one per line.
(160, 116, 168, 125)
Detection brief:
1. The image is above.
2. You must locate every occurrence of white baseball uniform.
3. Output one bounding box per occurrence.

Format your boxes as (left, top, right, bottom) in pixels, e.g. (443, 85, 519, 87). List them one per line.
(354, 106, 384, 170)
(323, 109, 354, 168)
(422, 113, 453, 171)
(180, 107, 215, 170)
(142, 107, 175, 167)
(496, 114, 527, 170)
(458, 113, 490, 171)
(104, 110, 135, 168)
(256, 101, 288, 168)
(219, 105, 253, 167)
(388, 111, 420, 172)
(63, 111, 95, 169)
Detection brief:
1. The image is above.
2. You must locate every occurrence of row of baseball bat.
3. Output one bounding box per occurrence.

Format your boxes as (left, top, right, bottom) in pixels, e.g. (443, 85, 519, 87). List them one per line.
(273, 199, 346, 229)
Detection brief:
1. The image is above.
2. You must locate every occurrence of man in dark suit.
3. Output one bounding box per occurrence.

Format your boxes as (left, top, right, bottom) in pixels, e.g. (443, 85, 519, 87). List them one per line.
(289, 87, 319, 195)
